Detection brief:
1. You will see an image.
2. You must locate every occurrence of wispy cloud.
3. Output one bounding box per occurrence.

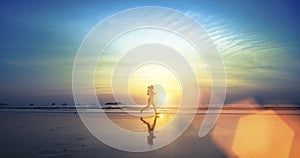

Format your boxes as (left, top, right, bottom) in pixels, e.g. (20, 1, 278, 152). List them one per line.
(185, 10, 300, 88)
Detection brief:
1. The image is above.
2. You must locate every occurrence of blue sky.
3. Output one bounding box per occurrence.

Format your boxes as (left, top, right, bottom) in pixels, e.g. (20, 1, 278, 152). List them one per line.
(0, 0, 299, 105)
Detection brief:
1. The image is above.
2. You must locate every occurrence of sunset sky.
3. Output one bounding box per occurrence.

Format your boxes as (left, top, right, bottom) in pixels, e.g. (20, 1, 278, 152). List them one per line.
(0, 0, 299, 105)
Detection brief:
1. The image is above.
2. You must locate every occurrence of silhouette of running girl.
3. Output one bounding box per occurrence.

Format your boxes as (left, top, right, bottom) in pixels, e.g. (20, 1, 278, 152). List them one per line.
(141, 85, 158, 114)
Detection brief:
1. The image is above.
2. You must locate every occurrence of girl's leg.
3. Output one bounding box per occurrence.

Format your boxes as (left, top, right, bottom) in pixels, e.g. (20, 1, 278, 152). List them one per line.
(141, 104, 150, 113)
(141, 98, 151, 113)
(151, 99, 157, 114)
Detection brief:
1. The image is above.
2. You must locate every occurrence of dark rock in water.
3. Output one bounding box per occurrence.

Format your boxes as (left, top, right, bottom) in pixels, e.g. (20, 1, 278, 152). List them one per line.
(51, 102, 56, 106)
(102, 106, 122, 109)
(102, 102, 123, 109)
(102, 102, 124, 109)
(104, 102, 123, 105)
(62, 103, 67, 105)
(0, 103, 7, 106)
(29, 104, 34, 106)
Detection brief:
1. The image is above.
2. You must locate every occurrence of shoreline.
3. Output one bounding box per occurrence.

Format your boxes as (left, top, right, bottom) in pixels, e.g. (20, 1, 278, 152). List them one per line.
(1, 108, 300, 115)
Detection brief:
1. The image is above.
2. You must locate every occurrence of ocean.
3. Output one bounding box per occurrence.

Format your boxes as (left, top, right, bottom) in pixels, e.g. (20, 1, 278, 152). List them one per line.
(0, 104, 299, 114)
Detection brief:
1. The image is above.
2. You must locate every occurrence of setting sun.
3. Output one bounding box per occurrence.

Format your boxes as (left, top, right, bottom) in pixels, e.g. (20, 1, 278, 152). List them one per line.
(128, 63, 181, 107)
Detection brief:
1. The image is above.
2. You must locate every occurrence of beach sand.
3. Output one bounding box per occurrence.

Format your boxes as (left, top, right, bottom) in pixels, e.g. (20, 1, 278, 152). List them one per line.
(0, 110, 299, 158)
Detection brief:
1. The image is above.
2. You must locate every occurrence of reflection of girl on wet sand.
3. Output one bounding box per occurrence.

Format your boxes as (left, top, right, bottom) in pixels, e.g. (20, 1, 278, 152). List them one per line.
(141, 85, 158, 114)
(140, 116, 159, 145)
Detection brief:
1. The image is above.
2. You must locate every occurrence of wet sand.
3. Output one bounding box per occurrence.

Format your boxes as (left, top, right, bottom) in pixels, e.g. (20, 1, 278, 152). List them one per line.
(0, 110, 299, 158)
